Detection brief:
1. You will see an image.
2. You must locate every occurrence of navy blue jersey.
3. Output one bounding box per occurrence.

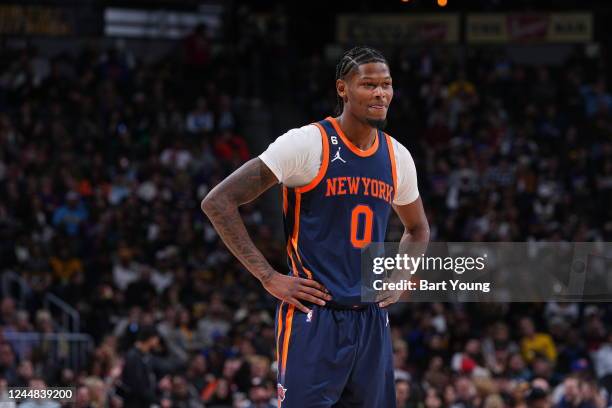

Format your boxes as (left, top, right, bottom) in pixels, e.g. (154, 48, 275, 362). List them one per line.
(283, 116, 397, 305)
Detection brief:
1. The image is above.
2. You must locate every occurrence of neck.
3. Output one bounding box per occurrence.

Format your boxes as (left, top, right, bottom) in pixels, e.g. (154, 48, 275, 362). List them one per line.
(336, 112, 377, 150)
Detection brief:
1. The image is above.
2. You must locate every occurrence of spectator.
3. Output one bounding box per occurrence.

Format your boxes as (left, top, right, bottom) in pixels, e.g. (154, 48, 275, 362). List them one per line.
(185, 354, 209, 392)
(217, 94, 236, 132)
(554, 376, 596, 408)
(0, 298, 16, 327)
(579, 380, 606, 408)
(449, 376, 478, 408)
(14, 360, 34, 387)
(184, 24, 211, 69)
(170, 374, 203, 408)
(119, 326, 160, 408)
(244, 378, 275, 408)
(0, 343, 17, 385)
(395, 378, 411, 408)
(74, 385, 93, 408)
(197, 296, 231, 347)
(507, 353, 531, 381)
(393, 338, 410, 380)
(186, 98, 214, 134)
(213, 129, 250, 164)
(112, 244, 140, 291)
(51, 192, 88, 237)
(482, 394, 504, 408)
(520, 317, 557, 364)
(202, 377, 233, 407)
(49, 245, 82, 284)
(591, 331, 612, 391)
(18, 378, 60, 408)
(581, 77, 612, 117)
(424, 388, 443, 408)
(527, 386, 552, 408)
(83, 376, 109, 408)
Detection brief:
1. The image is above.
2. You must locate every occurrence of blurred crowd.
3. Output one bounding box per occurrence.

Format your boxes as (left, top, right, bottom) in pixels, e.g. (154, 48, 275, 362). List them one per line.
(0, 12, 611, 408)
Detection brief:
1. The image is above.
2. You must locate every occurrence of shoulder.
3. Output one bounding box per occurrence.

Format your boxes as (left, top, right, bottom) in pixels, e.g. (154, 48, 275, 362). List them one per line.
(386, 135, 415, 164)
(385, 134, 420, 205)
(261, 124, 321, 156)
(279, 123, 322, 144)
(261, 123, 322, 160)
(258, 123, 324, 187)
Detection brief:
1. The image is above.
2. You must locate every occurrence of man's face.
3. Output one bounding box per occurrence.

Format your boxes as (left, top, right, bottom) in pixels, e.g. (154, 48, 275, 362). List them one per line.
(249, 386, 270, 404)
(145, 336, 160, 352)
(0, 344, 14, 365)
(396, 381, 409, 404)
(564, 378, 579, 401)
(337, 62, 393, 128)
(76, 386, 91, 406)
(520, 318, 535, 336)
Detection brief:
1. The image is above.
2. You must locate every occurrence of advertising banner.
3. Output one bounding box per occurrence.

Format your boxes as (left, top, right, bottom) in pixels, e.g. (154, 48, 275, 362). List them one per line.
(467, 12, 592, 44)
(337, 14, 459, 44)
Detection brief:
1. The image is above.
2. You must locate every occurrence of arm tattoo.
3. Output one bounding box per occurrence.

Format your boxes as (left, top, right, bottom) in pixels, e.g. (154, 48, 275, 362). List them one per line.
(201, 158, 279, 282)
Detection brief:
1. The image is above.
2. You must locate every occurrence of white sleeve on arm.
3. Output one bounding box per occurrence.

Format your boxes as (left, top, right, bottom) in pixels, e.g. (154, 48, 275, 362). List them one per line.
(391, 138, 420, 206)
(258, 124, 322, 188)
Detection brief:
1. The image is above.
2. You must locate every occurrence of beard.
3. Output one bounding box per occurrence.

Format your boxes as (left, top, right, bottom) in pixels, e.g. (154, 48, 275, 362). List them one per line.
(366, 118, 387, 130)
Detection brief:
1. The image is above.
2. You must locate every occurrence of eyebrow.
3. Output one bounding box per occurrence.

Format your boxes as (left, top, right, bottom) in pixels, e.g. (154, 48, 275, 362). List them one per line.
(359, 76, 392, 80)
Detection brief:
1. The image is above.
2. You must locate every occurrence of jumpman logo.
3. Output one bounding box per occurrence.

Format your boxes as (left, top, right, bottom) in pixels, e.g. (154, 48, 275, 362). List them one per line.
(331, 147, 346, 163)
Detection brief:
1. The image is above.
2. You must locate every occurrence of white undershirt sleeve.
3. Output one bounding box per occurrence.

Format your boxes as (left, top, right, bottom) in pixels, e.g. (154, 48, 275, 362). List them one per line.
(258, 124, 323, 188)
(391, 138, 420, 206)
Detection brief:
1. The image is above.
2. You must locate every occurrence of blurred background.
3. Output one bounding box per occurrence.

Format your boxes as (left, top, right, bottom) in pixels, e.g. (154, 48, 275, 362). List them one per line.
(0, 0, 611, 407)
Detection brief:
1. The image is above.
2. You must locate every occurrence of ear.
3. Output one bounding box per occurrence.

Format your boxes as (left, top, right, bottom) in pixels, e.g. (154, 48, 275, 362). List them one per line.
(336, 79, 348, 102)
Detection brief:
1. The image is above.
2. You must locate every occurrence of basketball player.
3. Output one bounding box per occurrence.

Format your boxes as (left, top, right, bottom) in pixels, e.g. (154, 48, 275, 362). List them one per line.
(202, 46, 429, 407)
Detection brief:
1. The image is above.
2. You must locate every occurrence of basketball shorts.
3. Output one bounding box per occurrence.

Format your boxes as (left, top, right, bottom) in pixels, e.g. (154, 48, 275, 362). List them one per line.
(275, 302, 396, 408)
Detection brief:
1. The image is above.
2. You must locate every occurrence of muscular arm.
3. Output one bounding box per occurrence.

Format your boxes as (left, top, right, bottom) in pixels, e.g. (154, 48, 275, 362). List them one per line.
(394, 197, 430, 245)
(201, 158, 331, 313)
(201, 158, 278, 282)
(378, 197, 430, 307)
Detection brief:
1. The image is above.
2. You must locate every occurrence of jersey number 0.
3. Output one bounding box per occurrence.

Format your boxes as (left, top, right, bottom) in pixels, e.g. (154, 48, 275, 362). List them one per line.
(350, 205, 373, 249)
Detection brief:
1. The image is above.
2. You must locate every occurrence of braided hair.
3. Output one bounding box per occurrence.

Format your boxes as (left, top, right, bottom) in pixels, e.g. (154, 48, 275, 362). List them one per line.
(335, 46, 389, 115)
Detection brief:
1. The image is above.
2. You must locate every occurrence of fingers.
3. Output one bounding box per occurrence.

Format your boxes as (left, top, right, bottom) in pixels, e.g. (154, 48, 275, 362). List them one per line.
(299, 278, 330, 294)
(289, 298, 311, 314)
(375, 290, 391, 303)
(298, 285, 332, 302)
(295, 291, 326, 306)
(378, 299, 393, 308)
(377, 292, 396, 308)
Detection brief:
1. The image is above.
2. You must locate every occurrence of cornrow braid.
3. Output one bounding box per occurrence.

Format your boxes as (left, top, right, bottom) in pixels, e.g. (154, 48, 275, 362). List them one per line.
(335, 46, 389, 115)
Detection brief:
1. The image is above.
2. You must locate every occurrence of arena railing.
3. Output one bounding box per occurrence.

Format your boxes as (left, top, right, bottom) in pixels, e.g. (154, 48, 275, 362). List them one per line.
(3, 331, 94, 372)
(2, 271, 81, 333)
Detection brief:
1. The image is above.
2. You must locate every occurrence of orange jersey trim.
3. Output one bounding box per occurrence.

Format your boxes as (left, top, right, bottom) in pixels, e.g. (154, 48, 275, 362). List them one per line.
(385, 133, 397, 202)
(328, 116, 379, 157)
(290, 191, 301, 252)
(276, 302, 285, 365)
(287, 191, 313, 279)
(280, 305, 295, 377)
(296, 123, 329, 194)
(289, 122, 328, 280)
(287, 242, 312, 279)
